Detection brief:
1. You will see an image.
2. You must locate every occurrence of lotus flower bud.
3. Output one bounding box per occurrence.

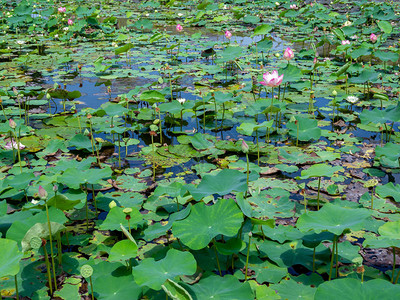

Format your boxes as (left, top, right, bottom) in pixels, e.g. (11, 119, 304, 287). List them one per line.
(9, 118, 16, 129)
(38, 186, 48, 200)
(176, 24, 183, 32)
(241, 140, 249, 153)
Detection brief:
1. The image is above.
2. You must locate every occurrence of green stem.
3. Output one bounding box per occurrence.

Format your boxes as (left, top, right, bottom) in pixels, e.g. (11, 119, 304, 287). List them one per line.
(151, 134, 155, 182)
(85, 183, 89, 232)
(92, 185, 98, 217)
(317, 177, 321, 210)
(212, 239, 222, 276)
(336, 236, 339, 278)
(45, 200, 57, 290)
(312, 247, 316, 273)
(15, 275, 19, 300)
(256, 130, 259, 166)
(89, 276, 94, 300)
(244, 233, 252, 281)
(43, 243, 53, 294)
(329, 236, 337, 281)
(57, 232, 62, 265)
(392, 247, 396, 283)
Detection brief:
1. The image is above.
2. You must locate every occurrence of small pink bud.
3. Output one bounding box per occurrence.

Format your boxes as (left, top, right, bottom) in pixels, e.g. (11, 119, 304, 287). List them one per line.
(370, 33, 377, 43)
(225, 30, 232, 40)
(68, 19, 73, 26)
(8, 119, 16, 129)
(241, 140, 249, 153)
(38, 186, 48, 200)
(283, 47, 294, 61)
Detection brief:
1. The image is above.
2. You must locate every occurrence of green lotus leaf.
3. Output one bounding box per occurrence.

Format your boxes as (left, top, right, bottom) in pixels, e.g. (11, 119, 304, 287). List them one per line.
(47, 194, 81, 210)
(172, 199, 243, 250)
(376, 182, 400, 203)
(108, 239, 138, 262)
(300, 164, 343, 179)
(99, 206, 142, 231)
(132, 249, 196, 290)
(296, 203, 371, 236)
(184, 274, 254, 299)
(185, 169, 248, 201)
(287, 116, 321, 142)
(0, 238, 22, 276)
(314, 278, 400, 299)
(140, 90, 165, 104)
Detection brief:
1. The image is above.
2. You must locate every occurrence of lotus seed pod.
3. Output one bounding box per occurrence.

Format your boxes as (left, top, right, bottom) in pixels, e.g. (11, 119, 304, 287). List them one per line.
(80, 264, 93, 278)
(123, 207, 132, 214)
(332, 90, 337, 96)
(30, 236, 42, 250)
(150, 124, 158, 132)
(109, 200, 117, 209)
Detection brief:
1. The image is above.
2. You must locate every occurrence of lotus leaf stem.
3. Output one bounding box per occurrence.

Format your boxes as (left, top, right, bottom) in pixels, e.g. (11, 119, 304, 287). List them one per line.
(212, 239, 222, 276)
(317, 177, 321, 210)
(328, 235, 337, 281)
(89, 276, 94, 300)
(43, 242, 53, 294)
(245, 233, 252, 281)
(392, 247, 396, 283)
(45, 198, 58, 290)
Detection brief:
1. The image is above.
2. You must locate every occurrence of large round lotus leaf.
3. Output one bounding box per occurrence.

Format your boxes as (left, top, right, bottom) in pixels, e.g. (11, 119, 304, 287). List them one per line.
(296, 203, 371, 236)
(108, 239, 138, 262)
(47, 194, 81, 210)
(378, 220, 400, 239)
(314, 278, 400, 299)
(99, 206, 141, 231)
(94, 269, 142, 300)
(287, 116, 321, 142)
(185, 274, 254, 299)
(132, 249, 196, 290)
(59, 167, 112, 189)
(272, 276, 317, 300)
(300, 164, 343, 179)
(0, 238, 22, 276)
(172, 199, 243, 250)
(185, 169, 248, 201)
(100, 102, 129, 117)
(376, 182, 400, 203)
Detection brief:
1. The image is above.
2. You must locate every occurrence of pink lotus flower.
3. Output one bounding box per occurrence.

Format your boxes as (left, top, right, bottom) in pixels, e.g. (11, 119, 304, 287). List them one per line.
(341, 40, 350, 45)
(4, 139, 25, 150)
(68, 19, 73, 26)
(176, 24, 183, 32)
(370, 33, 377, 43)
(283, 47, 294, 61)
(259, 70, 284, 87)
(38, 186, 48, 200)
(290, 4, 298, 9)
(58, 7, 66, 13)
(225, 30, 232, 39)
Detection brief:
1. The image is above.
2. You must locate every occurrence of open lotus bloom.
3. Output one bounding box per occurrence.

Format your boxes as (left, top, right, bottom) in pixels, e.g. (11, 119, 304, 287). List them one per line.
(225, 30, 232, 39)
(4, 139, 25, 150)
(176, 24, 183, 32)
(259, 70, 284, 87)
(341, 40, 350, 45)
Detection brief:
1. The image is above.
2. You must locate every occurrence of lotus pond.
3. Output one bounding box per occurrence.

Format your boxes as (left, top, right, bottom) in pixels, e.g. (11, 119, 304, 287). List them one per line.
(1, 0, 400, 299)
